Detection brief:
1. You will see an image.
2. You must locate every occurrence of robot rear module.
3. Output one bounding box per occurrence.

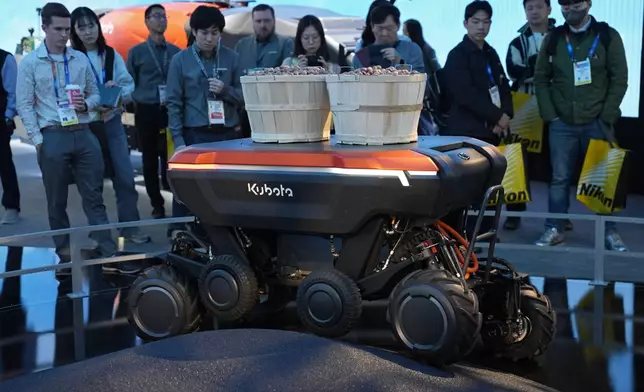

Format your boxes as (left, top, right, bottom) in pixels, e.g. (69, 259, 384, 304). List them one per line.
(127, 136, 556, 365)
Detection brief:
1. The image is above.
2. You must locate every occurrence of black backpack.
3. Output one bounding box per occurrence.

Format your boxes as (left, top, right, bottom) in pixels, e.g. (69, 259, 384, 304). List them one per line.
(545, 22, 613, 58)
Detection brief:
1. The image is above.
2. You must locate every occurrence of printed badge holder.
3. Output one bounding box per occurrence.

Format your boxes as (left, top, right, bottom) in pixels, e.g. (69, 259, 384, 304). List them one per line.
(192, 42, 225, 125)
(48, 48, 79, 127)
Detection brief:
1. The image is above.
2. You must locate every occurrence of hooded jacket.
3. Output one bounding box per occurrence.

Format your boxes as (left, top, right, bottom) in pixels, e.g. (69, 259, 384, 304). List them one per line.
(505, 18, 556, 95)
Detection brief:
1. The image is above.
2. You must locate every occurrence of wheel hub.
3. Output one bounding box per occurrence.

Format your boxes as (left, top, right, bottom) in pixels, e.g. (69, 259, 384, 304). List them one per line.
(304, 283, 343, 325)
(203, 269, 240, 310)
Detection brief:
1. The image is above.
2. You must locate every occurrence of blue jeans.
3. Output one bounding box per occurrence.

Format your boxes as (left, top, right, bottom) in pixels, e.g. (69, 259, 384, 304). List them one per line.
(38, 127, 116, 257)
(104, 115, 142, 237)
(546, 119, 616, 233)
(170, 128, 240, 232)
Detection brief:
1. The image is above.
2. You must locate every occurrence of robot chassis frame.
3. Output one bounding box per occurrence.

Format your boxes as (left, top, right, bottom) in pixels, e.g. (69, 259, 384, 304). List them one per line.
(127, 185, 556, 365)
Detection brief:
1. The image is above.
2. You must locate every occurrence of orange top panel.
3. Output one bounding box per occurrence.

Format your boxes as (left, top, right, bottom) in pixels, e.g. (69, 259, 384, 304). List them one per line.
(169, 148, 439, 172)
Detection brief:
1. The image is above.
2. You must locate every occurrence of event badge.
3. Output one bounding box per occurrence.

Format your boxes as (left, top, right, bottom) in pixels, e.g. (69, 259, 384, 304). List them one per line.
(57, 100, 79, 127)
(158, 85, 167, 105)
(489, 86, 501, 108)
(208, 99, 225, 125)
(574, 59, 592, 86)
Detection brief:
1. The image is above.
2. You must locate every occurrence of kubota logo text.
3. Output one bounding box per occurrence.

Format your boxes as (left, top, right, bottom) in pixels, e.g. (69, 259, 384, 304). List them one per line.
(248, 183, 293, 197)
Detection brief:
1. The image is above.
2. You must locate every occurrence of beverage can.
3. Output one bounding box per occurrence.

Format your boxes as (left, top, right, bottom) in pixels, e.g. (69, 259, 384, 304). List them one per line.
(64, 84, 82, 103)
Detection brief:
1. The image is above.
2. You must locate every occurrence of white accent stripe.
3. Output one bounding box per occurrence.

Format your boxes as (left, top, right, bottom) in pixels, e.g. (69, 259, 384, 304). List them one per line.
(168, 163, 438, 187)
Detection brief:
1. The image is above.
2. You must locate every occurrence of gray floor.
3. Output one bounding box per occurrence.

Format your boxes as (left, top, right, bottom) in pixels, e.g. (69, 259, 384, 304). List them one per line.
(1, 138, 643, 280)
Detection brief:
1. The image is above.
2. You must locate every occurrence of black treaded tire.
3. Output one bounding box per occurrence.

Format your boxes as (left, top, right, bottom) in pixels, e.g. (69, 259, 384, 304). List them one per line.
(388, 268, 482, 366)
(127, 265, 201, 341)
(198, 254, 259, 322)
(296, 269, 362, 338)
(495, 283, 556, 361)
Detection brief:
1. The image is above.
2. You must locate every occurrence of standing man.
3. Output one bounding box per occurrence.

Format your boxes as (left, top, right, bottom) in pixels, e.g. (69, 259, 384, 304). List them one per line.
(443, 0, 513, 144)
(502, 0, 555, 230)
(166, 6, 243, 232)
(126, 4, 180, 219)
(352, 4, 425, 73)
(16, 2, 117, 262)
(234, 4, 294, 73)
(0, 48, 20, 225)
(234, 4, 293, 137)
(441, 0, 513, 242)
(534, 0, 628, 251)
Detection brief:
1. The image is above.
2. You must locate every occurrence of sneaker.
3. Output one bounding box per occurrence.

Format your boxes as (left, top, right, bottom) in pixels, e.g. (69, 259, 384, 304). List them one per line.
(503, 217, 521, 231)
(124, 231, 151, 244)
(605, 232, 628, 252)
(535, 228, 565, 247)
(0, 209, 19, 224)
(102, 261, 143, 275)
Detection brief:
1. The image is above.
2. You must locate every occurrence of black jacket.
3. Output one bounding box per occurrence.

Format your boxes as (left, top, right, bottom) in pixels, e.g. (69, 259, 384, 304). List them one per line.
(442, 36, 513, 144)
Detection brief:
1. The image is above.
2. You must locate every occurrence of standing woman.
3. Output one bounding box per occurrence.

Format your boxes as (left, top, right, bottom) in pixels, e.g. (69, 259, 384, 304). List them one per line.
(403, 18, 443, 135)
(70, 7, 151, 251)
(282, 15, 339, 73)
(403, 19, 441, 74)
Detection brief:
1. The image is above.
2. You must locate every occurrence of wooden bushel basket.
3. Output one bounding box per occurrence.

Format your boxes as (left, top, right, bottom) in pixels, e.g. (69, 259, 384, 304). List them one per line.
(240, 74, 332, 143)
(325, 73, 426, 145)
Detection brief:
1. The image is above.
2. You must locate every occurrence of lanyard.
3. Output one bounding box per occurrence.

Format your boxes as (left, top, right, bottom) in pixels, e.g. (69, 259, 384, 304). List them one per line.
(46, 45, 70, 101)
(485, 64, 495, 86)
(146, 40, 168, 79)
(191, 45, 220, 79)
(565, 33, 601, 62)
(85, 52, 106, 84)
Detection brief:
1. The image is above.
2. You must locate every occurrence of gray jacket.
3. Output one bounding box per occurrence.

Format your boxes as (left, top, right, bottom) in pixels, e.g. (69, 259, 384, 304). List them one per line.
(166, 44, 244, 147)
(234, 34, 294, 73)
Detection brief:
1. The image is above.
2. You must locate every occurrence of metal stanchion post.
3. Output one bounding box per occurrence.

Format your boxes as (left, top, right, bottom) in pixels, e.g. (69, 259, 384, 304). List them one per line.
(68, 231, 88, 299)
(590, 216, 608, 287)
(592, 284, 605, 346)
(72, 297, 86, 361)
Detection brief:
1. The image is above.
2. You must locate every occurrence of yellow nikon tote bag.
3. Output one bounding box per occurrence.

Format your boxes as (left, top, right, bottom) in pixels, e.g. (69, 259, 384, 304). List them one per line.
(489, 143, 531, 206)
(499, 92, 544, 153)
(576, 139, 630, 214)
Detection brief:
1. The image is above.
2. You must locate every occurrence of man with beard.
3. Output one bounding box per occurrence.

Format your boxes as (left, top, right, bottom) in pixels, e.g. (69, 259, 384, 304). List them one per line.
(126, 4, 180, 220)
(234, 4, 294, 73)
(533, 0, 628, 251)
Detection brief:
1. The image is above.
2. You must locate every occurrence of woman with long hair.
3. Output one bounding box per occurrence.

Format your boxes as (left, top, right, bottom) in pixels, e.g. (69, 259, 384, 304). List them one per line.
(403, 19, 441, 74)
(70, 7, 151, 262)
(282, 15, 339, 73)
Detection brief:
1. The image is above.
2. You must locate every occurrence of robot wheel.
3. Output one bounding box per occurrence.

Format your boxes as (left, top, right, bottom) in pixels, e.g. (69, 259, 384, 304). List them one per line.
(296, 269, 362, 338)
(198, 254, 259, 322)
(388, 268, 482, 365)
(483, 282, 556, 361)
(127, 265, 201, 341)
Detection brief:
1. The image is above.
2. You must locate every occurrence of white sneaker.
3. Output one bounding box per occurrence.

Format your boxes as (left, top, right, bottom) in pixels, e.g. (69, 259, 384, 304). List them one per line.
(0, 209, 19, 224)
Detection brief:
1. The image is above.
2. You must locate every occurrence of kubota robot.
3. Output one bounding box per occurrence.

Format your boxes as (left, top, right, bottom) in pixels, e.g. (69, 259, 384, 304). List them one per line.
(126, 136, 556, 365)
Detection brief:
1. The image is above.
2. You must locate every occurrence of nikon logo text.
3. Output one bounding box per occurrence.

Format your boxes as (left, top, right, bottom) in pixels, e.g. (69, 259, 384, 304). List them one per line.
(248, 183, 293, 197)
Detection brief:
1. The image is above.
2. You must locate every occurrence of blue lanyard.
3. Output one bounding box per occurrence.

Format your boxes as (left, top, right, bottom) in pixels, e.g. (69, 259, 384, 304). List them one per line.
(565, 33, 601, 62)
(85, 52, 106, 84)
(486, 64, 495, 86)
(46, 45, 70, 101)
